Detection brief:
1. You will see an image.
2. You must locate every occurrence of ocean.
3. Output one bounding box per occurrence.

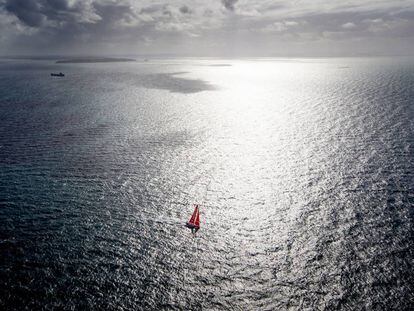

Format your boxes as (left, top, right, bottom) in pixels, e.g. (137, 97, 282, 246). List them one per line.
(0, 57, 413, 310)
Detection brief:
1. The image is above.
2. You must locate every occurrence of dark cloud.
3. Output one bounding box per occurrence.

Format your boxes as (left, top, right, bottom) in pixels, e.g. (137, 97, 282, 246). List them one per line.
(222, 0, 238, 11)
(179, 5, 191, 14)
(162, 8, 172, 17)
(0, 0, 143, 54)
(93, 2, 135, 25)
(4, 0, 45, 27)
(2, 0, 135, 34)
(46, 0, 69, 11)
(3, 0, 87, 27)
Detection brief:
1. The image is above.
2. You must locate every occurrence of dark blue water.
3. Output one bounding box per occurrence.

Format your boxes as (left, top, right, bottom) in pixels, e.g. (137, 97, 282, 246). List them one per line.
(0, 58, 413, 310)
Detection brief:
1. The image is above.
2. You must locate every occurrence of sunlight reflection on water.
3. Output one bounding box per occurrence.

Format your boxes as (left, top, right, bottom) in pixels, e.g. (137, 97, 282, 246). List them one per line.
(0, 58, 413, 310)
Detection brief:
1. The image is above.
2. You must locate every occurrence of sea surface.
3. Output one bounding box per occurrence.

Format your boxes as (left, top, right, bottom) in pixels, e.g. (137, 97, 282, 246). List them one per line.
(0, 57, 413, 310)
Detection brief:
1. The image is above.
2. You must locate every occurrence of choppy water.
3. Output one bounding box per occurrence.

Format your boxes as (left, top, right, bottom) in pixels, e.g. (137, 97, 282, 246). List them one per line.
(0, 57, 413, 310)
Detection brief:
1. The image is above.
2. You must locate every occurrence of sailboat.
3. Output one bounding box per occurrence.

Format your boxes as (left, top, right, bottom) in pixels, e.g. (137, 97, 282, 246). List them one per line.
(186, 204, 200, 234)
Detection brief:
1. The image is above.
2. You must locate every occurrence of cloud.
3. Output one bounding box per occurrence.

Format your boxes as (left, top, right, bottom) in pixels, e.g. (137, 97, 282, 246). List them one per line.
(46, 0, 69, 11)
(0, 0, 414, 56)
(342, 22, 356, 29)
(3, 0, 101, 27)
(261, 20, 301, 33)
(93, 2, 136, 27)
(179, 5, 190, 14)
(4, 0, 45, 27)
(222, 0, 238, 11)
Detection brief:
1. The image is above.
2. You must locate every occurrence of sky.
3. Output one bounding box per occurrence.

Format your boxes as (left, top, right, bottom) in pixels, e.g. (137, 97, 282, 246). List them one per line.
(1, 0, 414, 57)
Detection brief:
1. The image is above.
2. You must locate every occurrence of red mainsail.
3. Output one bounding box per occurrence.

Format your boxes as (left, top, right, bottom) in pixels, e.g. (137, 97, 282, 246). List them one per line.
(194, 207, 200, 228)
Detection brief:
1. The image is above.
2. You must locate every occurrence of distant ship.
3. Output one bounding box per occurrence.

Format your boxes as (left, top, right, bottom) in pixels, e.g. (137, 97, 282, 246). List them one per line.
(51, 72, 64, 77)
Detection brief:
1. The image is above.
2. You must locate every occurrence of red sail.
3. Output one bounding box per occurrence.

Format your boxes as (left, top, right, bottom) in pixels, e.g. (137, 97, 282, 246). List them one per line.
(194, 208, 200, 228)
(187, 204, 200, 228)
(188, 205, 199, 225)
